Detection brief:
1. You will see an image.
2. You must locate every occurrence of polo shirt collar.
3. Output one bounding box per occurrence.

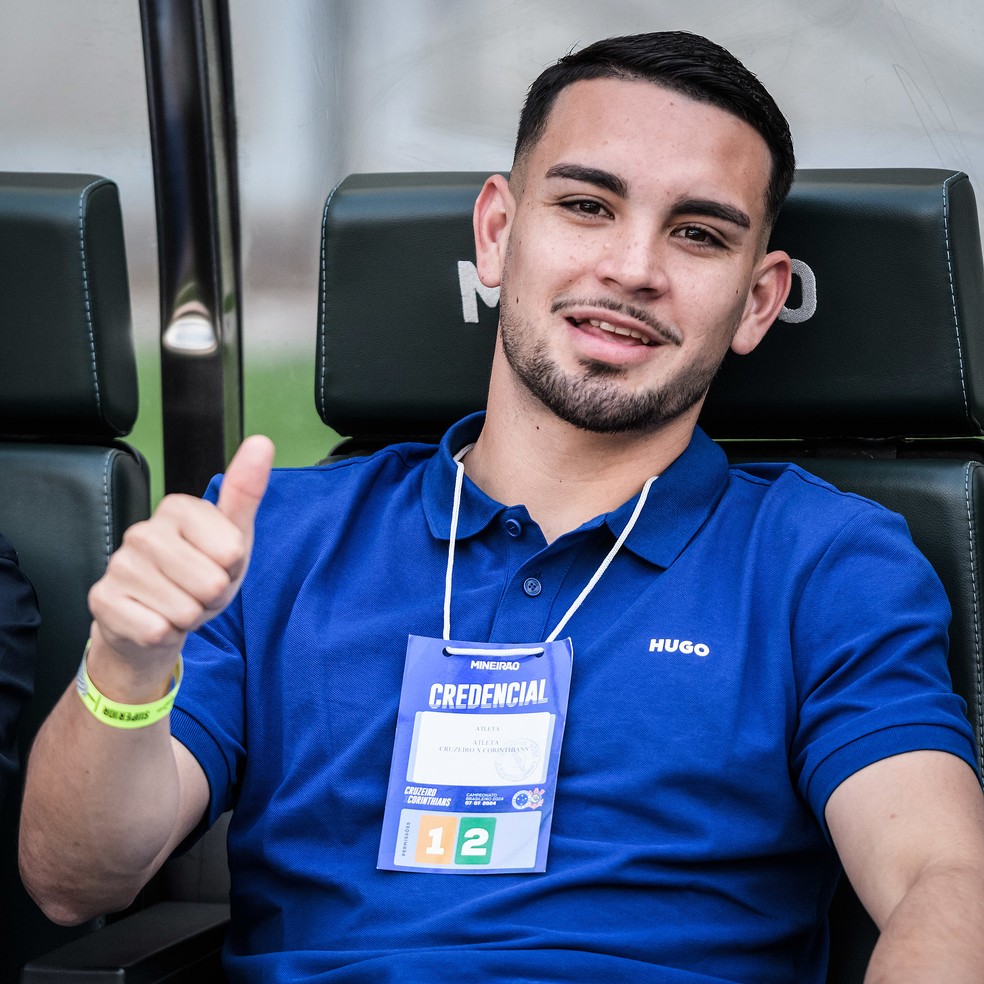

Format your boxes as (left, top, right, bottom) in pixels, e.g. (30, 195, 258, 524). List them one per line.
(422, 412, 502, 540)
(604, 426, 729, 569)
(422, 413, 730, 570)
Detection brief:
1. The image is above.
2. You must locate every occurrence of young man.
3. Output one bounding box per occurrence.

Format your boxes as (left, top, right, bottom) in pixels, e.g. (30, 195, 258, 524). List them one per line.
(20, 32, 984, 983)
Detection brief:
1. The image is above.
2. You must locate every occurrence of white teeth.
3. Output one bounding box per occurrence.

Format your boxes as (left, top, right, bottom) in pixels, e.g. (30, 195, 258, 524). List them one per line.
(587, 318, 652, 344)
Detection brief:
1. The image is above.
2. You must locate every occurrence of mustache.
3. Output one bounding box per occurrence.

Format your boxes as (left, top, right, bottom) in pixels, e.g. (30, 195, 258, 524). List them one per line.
(549, 296, 683, 346)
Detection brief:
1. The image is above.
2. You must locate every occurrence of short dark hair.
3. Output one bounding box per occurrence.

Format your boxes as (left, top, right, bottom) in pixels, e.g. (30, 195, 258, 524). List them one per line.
(513, 32, 795, 228)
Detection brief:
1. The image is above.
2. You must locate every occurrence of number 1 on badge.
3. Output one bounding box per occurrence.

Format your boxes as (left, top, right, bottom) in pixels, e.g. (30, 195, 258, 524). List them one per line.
(415, 815, 457, 865)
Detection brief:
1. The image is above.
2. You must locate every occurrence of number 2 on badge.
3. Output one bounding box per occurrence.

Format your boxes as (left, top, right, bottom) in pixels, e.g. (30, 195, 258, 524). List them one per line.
(455, 816, 496, 865)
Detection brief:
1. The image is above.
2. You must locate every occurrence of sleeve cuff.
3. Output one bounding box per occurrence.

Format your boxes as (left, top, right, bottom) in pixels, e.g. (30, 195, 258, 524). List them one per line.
(171, 705, 237, 829)
(806, 723, 978, 840)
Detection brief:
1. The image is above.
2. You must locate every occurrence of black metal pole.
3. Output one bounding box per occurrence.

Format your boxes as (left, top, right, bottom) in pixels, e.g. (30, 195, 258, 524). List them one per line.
(139, 0, 243, 495)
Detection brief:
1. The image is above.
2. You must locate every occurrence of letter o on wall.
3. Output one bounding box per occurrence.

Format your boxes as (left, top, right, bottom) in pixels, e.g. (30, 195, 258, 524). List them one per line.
(778, 258, 817, 324)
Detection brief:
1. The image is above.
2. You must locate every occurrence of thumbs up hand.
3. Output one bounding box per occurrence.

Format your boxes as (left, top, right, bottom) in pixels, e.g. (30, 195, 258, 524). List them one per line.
(87, 436, 275, 693)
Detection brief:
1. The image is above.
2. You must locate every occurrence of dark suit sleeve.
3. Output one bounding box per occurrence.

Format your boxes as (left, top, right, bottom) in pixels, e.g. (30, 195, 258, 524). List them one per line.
(0, 532, 39, 806)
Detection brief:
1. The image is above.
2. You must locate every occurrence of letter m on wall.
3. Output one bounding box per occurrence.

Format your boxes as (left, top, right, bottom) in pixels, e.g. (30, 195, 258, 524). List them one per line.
(458, 261, 500, 322)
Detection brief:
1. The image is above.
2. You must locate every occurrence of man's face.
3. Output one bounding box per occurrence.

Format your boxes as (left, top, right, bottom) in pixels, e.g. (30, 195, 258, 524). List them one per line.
(477, 77, 787, 435)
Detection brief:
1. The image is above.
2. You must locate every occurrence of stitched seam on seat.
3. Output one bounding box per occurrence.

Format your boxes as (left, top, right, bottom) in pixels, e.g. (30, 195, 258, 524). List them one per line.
(964, 461, 984, 768)
(943, 173, 970, 423)
(78, 178, 109, 418)
(101, 450, 114, 565)
(318, 177, 346, 420)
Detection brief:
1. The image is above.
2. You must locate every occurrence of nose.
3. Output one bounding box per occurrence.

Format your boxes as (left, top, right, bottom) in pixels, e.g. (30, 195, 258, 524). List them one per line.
(594, 225, 668, 296)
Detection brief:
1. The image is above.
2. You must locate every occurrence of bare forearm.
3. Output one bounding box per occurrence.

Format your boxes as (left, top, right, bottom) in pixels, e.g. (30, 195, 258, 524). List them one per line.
(864, 860, 984, 983)
(19, 656, 182, 924)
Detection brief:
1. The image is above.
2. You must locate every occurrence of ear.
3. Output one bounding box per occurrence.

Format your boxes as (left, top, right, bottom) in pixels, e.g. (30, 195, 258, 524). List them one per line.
(473, 174, 514, 288)
(731, 250, 793, 356)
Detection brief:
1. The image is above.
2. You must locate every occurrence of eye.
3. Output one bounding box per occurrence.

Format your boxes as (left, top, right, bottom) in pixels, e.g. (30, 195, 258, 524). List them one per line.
(676, 224, 724, 248)
(560, 198, 613, 219)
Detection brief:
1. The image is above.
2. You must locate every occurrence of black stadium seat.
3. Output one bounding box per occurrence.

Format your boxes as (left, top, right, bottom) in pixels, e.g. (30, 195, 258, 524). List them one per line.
(23, 167, 984, 981)
(0, 173, 151, 980)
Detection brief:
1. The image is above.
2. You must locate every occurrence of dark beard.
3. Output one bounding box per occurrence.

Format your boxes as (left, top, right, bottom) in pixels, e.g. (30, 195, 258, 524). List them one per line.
(499, 310, 725, 435)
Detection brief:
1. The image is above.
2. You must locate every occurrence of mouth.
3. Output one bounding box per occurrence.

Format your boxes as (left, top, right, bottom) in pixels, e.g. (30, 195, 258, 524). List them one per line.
(566, 316, 658, 346)
(552, 297, 682, 348)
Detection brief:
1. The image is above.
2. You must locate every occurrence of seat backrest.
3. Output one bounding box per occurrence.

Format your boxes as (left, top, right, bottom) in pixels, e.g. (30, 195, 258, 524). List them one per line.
(317, 168, 984, 982)
(0, 173, 150, 982)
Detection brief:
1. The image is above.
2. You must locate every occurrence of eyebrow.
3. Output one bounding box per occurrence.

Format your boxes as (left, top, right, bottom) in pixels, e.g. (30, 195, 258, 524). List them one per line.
(545, 163, 628, 199)
(671, 197, 751, 231)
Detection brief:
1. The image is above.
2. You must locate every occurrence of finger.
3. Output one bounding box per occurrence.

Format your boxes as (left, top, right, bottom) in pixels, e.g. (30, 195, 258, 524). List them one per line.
(149, 495, 248, 582)
(90, 497, 246, 661)
(216, 435, 275, 536)
(89, 587, 187, 661)
(102, 529, 236, 628)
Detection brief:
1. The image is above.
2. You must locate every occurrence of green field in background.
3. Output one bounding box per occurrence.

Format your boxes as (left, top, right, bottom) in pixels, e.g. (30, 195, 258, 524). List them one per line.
(130, 351, 339, 505)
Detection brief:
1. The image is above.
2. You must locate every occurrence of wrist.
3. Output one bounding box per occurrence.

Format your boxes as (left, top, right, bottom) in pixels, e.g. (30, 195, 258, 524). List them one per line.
(77, 641, 182, 729)
(86, 627, 182, 703)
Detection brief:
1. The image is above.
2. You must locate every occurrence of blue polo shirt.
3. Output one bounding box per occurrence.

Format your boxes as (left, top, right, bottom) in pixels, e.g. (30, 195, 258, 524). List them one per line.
(172, 413, 975, 984)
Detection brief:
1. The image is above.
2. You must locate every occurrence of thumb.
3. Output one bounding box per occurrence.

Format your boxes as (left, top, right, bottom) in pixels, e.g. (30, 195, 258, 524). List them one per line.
(216, 435, 276, 534)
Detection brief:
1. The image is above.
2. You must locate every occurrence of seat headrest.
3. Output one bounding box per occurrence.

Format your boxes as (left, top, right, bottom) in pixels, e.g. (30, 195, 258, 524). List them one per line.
(0, 173, 137, 439)
(318, 169, 984, 441)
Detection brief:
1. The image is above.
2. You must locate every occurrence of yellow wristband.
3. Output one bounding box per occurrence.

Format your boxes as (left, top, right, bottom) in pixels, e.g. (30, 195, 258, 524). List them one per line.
(75, 641, 182, 729)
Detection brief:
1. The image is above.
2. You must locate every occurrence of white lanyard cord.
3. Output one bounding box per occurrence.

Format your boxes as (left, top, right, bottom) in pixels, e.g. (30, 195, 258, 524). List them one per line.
(443, 445, 657, 642)
(443, 443, 473, 640)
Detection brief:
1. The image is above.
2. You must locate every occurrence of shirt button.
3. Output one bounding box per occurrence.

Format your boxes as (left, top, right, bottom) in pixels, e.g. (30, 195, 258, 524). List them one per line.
(504, 517, 523, 537)
(523, 577, 542, 597)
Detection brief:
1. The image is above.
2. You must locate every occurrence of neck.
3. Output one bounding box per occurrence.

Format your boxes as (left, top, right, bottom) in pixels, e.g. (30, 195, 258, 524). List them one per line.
(464, 356, 699, 543)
